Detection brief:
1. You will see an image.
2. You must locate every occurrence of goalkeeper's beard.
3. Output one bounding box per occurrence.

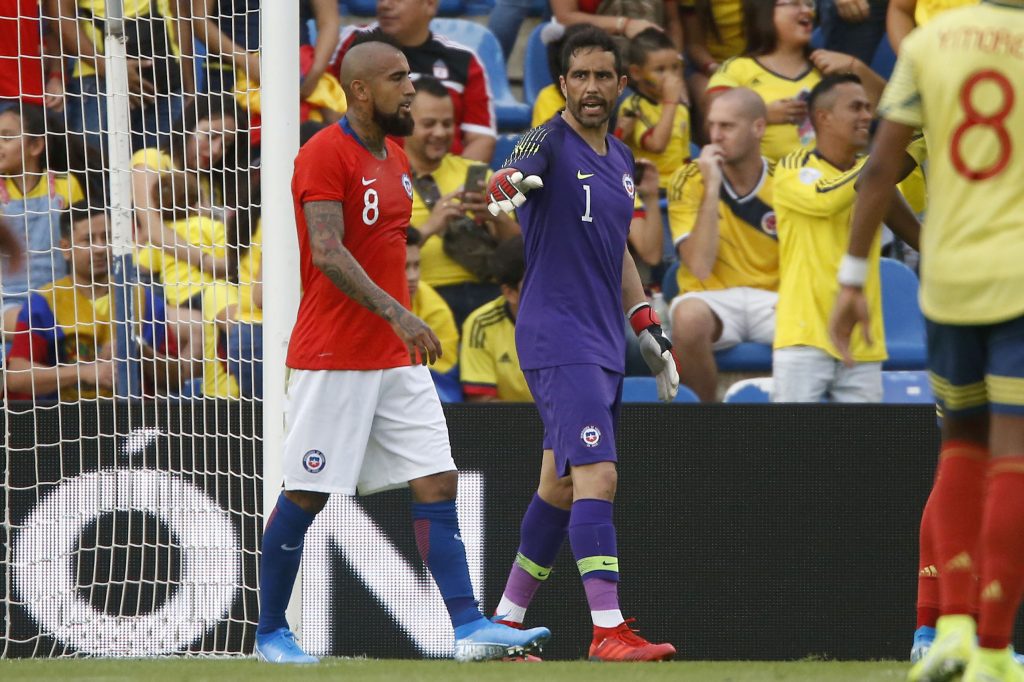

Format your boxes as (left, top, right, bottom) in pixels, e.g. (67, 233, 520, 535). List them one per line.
(374, 105, 415, 137)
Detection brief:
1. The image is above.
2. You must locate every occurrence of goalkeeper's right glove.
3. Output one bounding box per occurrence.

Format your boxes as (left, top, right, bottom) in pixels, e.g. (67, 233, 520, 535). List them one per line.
(487, 168, 544, 216)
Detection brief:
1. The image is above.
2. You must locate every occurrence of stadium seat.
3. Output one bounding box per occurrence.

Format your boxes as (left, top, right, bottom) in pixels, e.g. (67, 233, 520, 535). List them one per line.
(882, 370, 934, 404)
(880, 257, 928, 370)
(430, 19, 532, 131)
(463, 0, 495, 15)
(490, 132, 520, 170)
(431, 368, 464, 403)
(342, 0, 466, 17)
(723, 377, 773, 403)
(661, 260, 679, 302)
(870, 34, 897, 81)
(524, 24, 552, 107)
(715, 343, 773, 372)
(621, 377, 700, 403)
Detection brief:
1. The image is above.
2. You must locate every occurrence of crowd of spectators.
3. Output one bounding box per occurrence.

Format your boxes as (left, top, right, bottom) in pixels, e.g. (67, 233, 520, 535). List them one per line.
(0, 0, 949, 404)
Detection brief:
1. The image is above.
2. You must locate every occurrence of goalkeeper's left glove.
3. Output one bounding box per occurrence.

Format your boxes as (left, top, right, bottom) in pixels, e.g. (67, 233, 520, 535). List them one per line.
(629, 302, 679, 402)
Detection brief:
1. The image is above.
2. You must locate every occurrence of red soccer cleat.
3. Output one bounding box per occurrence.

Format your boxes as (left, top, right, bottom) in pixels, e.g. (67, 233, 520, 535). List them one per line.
(588, 619, 676, 662)
(493, 618, 543, 662)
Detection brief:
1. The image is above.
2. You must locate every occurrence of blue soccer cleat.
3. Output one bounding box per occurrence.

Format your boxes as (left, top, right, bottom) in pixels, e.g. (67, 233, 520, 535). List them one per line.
(453, 617, 551, 662)
(913, 626, 937, 664)
(255, 627, 319, 664)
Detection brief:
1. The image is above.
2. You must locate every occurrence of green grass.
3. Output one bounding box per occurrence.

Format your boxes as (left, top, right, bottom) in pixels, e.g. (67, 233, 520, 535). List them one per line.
(0, 658, 910, 682)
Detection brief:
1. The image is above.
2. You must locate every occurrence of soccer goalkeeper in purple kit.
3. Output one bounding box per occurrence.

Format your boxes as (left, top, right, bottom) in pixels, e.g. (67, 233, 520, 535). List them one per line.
(486, 26, 679, 662)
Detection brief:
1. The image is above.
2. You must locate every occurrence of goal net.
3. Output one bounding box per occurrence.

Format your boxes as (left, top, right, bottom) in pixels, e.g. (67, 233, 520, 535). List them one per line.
(1, 0, 263, 656)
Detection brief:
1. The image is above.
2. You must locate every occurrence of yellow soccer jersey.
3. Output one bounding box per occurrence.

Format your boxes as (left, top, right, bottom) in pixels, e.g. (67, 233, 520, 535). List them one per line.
(412, 281, 459, 374)
(136, 215, 227, 307)
(459, 296, 532, 402)
(3, 173, 83, 205)
(680, 0, 746, 61)
(915, 0, 979, 25)
(773, 149, 886, 362)
(616, 93, 692, 190)
(411, 154, 491, 287)
(667, 159, 779, 294)
(203, 223, 263, 326)
(73, 0, 180, 78)
(879, 2, 1024, 324)
(708, 57, 821, 162)
(531, 84, 565, 128)
(199, 285, 240, 399)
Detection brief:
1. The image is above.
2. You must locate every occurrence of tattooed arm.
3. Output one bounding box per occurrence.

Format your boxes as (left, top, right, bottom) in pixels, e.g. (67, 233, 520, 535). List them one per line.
(303, 200, 442, 365)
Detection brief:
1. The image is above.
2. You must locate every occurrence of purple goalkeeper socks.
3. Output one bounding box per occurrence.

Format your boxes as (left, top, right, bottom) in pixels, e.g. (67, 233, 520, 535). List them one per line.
(569, 498, 622, 623)
(497, 494, 570, 617)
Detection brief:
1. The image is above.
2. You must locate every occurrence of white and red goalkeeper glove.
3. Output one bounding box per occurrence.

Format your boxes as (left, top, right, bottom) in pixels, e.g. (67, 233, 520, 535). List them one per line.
(629, 302, 679, 402)
(487, 168, 544, 216)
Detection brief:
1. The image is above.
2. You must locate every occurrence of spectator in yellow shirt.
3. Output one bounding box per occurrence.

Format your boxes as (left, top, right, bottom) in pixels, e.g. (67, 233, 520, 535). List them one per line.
(406, 77, 520, 328)
(616, 28, 692, 192)
(406, 227, 459, 375)
(460, 235, 532, 403)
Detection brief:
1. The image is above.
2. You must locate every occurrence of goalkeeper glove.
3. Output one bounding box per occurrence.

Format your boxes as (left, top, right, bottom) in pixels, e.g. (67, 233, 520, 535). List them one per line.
(487, 168, 544, 216)
(629, 302, 679, 402)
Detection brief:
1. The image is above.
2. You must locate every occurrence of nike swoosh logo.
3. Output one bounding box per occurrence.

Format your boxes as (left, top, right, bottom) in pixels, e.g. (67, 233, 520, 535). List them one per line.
(601, 560, 616, 566)
(536, 571, 550, 579)
(454, 534, 463, 541)
(577, 171, 595, 180)
(361, 177, 377, 186)
(281, 543, 304, 551)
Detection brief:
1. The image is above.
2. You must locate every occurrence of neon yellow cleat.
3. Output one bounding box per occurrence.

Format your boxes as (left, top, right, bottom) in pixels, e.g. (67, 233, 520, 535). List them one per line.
(908, 614, 976, 682)
(963, 647, 1024, 682)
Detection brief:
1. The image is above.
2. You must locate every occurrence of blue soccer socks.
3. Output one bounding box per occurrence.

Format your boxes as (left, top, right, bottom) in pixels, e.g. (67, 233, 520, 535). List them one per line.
(412, 499, 484, 629)
(496, 494, 570, 623)
(258, 493, 316, 635)
(569, 498, 624, 628)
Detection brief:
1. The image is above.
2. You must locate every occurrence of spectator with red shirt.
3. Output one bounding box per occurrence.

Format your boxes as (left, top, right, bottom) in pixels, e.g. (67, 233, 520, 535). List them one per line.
(330, 0, 497, 164)
(0, 0, 64, 109)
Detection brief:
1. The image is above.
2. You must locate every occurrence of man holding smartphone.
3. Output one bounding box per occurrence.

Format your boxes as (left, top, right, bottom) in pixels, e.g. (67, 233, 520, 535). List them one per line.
(404, 76, 520, 328)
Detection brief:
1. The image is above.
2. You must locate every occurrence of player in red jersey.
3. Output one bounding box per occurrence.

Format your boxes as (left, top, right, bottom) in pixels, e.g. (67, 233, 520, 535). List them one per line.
(254, 40, 550, 665)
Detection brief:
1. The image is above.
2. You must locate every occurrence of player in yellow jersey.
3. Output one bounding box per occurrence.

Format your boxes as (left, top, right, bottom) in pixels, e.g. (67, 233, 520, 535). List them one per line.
(829, 4, 1024, 680)
(667, 88, 778, 402)
(774, 73, 920, 403)
(887, 0, 980, 52)
(616, 28, 692, 191)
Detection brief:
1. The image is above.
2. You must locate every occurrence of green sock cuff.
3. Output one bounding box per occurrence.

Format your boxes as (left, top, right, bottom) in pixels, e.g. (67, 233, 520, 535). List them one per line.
(515, 552, 553, 581)
(577, 555, 619, 576)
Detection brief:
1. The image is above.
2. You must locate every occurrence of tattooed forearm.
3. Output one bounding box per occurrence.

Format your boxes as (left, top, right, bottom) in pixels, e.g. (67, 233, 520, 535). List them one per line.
(303, 200, 405, 323)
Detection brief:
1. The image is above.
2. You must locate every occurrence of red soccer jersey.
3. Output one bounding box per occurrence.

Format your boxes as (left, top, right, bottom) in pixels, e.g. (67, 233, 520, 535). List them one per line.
(0, 0, 45, 102)
(287, 119, 415, 370)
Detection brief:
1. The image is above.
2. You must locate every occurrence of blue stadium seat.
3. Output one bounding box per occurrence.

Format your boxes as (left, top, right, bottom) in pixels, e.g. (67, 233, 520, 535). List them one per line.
(870, 34, 897, 81)
(431, 368, 464, 403)
(463, 0, 495, 15)
(342, 0, 466, 16)
(882, 370, 934, 404)
(715, 343, 773, 372)
(661, 260, 679, 302)
(430, 19, 532, 131)
(880, 257, 928, 370)
(621, 377, 700, 403)
(490, 133, 520, 170)
(524, 24, 553, 107)
(722, 377, 773, 403)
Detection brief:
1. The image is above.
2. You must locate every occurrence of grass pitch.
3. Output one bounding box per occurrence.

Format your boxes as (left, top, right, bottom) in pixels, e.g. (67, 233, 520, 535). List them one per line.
(0, 658, 909, 681)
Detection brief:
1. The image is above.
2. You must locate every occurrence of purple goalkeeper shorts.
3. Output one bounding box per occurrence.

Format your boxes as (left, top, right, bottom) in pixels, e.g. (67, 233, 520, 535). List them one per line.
(523, 364, 623, 477)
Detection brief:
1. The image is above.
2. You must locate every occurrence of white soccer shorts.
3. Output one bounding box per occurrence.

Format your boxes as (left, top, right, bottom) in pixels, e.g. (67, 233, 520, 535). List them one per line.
(281, 365, 456, 495)
(669, 287, 778, 350)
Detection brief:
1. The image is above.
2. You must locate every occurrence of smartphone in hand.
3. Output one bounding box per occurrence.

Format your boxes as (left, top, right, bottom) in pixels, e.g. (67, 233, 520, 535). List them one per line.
(464, 164, 488, 194)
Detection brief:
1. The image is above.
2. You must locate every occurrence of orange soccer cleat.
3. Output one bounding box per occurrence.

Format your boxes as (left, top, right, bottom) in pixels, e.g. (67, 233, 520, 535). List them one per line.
(588, 619, 676, 662)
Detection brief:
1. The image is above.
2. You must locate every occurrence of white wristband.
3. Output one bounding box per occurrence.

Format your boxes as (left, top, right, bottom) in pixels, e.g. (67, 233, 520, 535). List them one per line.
(837, 254, 868, 287)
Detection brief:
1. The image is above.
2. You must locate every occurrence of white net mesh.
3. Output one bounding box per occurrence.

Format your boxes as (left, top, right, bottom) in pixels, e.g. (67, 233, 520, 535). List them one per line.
(2, 0, 263, 657)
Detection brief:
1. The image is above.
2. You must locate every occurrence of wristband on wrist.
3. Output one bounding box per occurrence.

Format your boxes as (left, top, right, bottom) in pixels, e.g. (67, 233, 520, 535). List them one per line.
(628, 302, 660, 335)
(837, 254, 868, 287)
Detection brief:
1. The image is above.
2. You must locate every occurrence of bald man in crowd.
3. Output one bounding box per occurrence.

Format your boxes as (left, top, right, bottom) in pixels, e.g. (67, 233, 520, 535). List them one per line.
(666, 88, 780, 401)
(254, 40, 550, 664)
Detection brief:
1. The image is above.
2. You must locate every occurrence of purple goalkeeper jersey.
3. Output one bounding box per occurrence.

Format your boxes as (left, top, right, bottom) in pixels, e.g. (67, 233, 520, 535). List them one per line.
(505, 115, 636, 373)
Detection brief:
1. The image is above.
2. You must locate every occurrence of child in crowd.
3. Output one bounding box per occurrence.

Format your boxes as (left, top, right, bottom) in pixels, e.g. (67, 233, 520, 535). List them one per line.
(616, 28, 692, 191)
(0, 101, 93, 335)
